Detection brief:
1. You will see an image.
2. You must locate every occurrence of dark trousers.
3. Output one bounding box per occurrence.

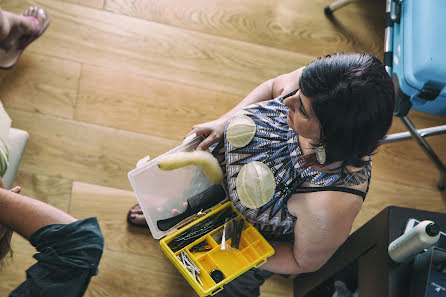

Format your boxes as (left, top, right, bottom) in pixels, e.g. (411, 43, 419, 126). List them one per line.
(214, 268, 274, 297)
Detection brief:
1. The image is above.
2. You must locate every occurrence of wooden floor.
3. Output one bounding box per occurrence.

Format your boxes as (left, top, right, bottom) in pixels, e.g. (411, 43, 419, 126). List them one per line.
(0, 0, 445, 296)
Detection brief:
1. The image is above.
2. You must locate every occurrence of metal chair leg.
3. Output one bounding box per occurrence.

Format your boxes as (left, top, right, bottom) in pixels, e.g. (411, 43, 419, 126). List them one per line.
(324, 0, 357, 15)
(398, 116, 446, 191)
(383, 125, 446, 143)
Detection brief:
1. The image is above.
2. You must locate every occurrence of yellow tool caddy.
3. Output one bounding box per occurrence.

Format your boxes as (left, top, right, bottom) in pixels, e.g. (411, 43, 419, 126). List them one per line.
(160, 201, 275, 296)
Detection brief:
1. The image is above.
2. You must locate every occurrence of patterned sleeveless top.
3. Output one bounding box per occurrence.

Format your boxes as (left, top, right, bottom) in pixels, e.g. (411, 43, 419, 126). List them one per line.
(211, 96, 371, 241)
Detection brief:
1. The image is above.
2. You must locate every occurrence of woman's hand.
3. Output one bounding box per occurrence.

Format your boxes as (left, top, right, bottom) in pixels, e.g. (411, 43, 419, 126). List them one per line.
(0, 176, 21, 193)
(9, 186, 21, 193)
(186, 118, 228, 151)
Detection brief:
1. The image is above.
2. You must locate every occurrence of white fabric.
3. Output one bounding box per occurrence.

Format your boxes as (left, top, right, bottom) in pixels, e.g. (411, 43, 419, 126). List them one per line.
(2, 128, 28, 189)
(0, 101, 11, 176)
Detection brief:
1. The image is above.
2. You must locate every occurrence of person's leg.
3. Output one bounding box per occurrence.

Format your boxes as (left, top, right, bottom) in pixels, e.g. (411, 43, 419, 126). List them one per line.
(0, 7, 50, 69)
(0, 9, 34, 65)
(0, 9, 12, 40)
(128, 201, 189, 226)
(214, 268, 274, 297)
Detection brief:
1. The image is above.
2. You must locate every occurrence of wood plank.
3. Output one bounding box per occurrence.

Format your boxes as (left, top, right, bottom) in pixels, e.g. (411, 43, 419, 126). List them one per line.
(372, 111, 446, 190)
(61, 0, 104, 9)
(13, 170, 73, 213)
(0, 53, 80, 119)
(0, 0, 315, 96)
(104, 0, 385, 58)
(389, 110, 446, 133)
(84, 249, 197, 297)
(6, 108, 180, 190)
(69, 182, 199, 297)
(352, 178, 446, 233)
(75, 64, 241, 138)
(261, 275, 293, 297)
(5, 0, 105, 10)
(373, 137, 446, 190)
(69, 181, 155, 256)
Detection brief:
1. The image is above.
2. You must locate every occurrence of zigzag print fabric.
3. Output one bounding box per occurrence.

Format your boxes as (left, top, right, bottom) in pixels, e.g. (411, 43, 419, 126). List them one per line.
(212, 96, 371, 241)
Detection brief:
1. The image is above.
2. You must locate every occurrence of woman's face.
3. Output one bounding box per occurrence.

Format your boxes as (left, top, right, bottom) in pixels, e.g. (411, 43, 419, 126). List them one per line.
(283, 90, 321, 141)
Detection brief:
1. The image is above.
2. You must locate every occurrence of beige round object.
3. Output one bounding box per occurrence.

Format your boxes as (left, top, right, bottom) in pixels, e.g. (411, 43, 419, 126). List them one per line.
(157, 150, 223, 184)
(226, 115, 256, 148)
(236, 161, 276, 209)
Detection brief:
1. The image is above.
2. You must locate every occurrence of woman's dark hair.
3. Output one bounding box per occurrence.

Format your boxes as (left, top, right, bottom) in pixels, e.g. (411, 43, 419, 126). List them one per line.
(0, 230, 13, 267)
(299, 52, 395, 170)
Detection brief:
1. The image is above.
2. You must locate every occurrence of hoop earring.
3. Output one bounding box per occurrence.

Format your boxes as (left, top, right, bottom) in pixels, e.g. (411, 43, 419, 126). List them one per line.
(316, 146, 326, 165)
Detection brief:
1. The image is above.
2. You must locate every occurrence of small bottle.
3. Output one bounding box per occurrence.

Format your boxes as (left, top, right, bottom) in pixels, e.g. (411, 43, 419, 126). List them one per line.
(388, 220, 440, 263)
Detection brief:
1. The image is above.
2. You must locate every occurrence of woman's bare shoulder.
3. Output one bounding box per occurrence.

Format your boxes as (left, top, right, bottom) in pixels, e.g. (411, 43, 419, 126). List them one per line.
(272, 67, 305, 98)
(288, 186, 363, 223)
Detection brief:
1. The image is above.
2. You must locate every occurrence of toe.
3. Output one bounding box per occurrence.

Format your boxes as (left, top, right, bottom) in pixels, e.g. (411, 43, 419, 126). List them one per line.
(23, 7, 31, 16)
(129, 204, 143, 215)
(37, 8, 46, 19)
(22, 6, 50, 31)
(129, 208, 143, 215)
(129, 213, 147, 226)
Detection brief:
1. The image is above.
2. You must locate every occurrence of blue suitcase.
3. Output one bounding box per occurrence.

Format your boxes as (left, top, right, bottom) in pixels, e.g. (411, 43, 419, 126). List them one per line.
(388, 0, 446, 116)
(325, 0, 446, 189)
(383, 0, 446, 190)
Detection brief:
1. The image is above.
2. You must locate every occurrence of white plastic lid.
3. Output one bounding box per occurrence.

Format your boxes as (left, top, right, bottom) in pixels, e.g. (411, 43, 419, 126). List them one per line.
(128, 135, 214, 239)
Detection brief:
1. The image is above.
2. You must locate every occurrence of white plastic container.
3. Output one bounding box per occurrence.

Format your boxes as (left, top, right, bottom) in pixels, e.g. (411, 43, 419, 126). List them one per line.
(128, 135, 214, 239)
(388, 220, 440, 263)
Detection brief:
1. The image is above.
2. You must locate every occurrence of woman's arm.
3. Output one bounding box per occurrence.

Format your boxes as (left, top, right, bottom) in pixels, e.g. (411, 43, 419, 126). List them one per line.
(0, 187, 76, 239)
(192, 79, 273, 150)
(218, 65, 303, 120)
(260, 190, 362, 274)
(191, 67, 305, 150)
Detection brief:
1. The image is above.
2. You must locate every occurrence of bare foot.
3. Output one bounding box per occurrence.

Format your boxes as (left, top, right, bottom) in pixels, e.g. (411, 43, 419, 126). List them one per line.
(127, 204, 148, 226)
(127, 202, 189, 227)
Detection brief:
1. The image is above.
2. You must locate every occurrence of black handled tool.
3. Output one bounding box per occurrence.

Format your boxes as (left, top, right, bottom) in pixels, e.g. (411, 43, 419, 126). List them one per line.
(157, 184, 226, 231)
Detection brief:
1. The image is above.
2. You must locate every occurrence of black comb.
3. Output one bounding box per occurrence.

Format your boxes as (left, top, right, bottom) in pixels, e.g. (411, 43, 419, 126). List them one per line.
(157, 184, 226, 231)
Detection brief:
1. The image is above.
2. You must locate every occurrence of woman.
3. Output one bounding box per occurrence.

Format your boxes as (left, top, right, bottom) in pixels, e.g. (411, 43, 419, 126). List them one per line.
(129, 52, 395, 296)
